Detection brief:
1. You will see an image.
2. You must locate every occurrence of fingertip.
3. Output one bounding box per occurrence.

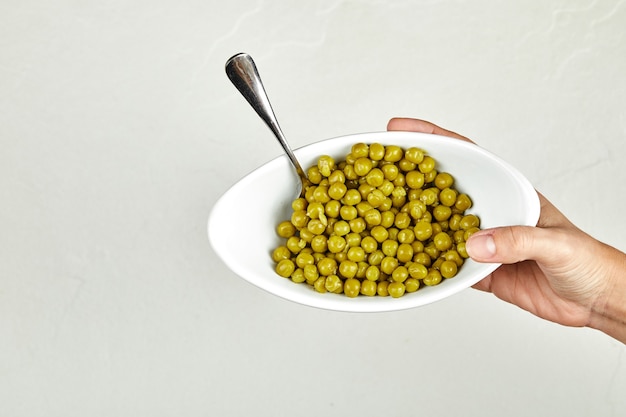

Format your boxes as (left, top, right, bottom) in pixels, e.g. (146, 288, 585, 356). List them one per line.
(386, 117, 432, 132)
(466, 231, 497, 261)
(386, 117, 474, 143)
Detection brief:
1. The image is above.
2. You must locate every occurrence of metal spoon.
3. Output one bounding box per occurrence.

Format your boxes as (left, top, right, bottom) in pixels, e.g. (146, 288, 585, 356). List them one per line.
(225, 52, 309, 194)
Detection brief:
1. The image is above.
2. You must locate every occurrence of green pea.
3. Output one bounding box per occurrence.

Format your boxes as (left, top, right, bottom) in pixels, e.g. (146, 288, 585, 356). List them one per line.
(368, 250, 385, 266)
(380, 210, 395, 228)
(366, 168, 385, 187)
(351, 143, 370, 158)
(343, 164, 358, 180)
(424, 242, 440, 259)
(433, 205, 452, 222)
(313, 186, 331, 203)
(405, 171, 425, 189)
(349, 217, 366, 233)
(380, 256, 398, 275)
(439, 188, 457, 207)
(423, 269, 442, 286)
(444, 250, 464, 267)
(365, 265, 380, 281)
(310, 235, 328, 253)
(455, 194, 472, 211)
(420, 188, 439, 206)
(460, 214, 480, 230)
(324, 274, 343, 293)
(464, 227, 480, 241)
(392, 172, 406, 187)
(411, 240, 424, 254)
(448, 214, 462, 231)
(317, 155, 335, 177)
(360, 280, 377, 296)
(407, 200, 426, 219)
(339, 260, 358, 279)
(291, 268, 306, 283)
(327, 235, 347, 253)
(347, 246, 366, 262)
(435, 172, 454, 189)
(367, 189, 386, 207)
(397, 229, 415, 244)
(371, 225, 389, 243)
(354, 157, 374, 177)
(378, 180, 395, 196)
(433, 232, 452, 251)
(356, 261, 369, 279)
(317, 257, 337, 276)
(344, 278, 361, 298)
(345, 232, 362, 248)
(291, 210, 308, 228)
(391, 265, 409, 282)
(313, 276, 327, 293)
(286, 236, 306, 254)
(324, 200, 341, 218)
(457, 242, 469, 258)
(384, 145, 404, 162)
(382, 239, 399, 257)
(440, 260, 458, 279)
(276, 220, 296, 238)
(304, 264, 319, 284)
(328, 182, 347, 200)
(418, 156, 436, 173)
(292, 198, 307, 211)
(369, 143, 385, 161)
(328, 169, 346, 185)
(295, 252, 315, 268)
(405, 278, 420, 293)
(272, 246, 291, 263)
(333, 220, 351, 236)
(414, 221, 433, 241)
(394, 212, 412, 229)
(276, 259, 295, 278)
(364, 208, 382, 226)
(388, 282, 406, 298)
(414, 252, 432, 267)
(307, 166, 322, 184)
(307, 219, 326, 235)
(377, 281, 390, 296)
(381, 163, 399, 180)
(398, 158, 416, 172)
(339, 205, 358, 220)
(404, 147, 425, 164)
(408, 262, 428, 279)
(396, 243, 414, 263)
(361, 236, 378, 253)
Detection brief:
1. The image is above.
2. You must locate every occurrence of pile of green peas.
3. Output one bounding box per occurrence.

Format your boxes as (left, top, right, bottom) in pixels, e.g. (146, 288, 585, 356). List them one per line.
(272, 142, 481, 298)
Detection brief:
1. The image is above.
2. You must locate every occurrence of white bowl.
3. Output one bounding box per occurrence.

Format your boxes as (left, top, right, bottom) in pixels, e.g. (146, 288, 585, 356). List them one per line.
(208, 131, 540, 312)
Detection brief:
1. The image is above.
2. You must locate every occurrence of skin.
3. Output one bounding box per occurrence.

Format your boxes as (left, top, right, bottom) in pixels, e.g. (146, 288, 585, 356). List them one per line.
(387, 117, 626, 344)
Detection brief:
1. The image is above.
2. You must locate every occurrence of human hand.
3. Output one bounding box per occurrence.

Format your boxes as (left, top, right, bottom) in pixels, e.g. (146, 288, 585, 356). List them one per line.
(387, 117, 626, 343)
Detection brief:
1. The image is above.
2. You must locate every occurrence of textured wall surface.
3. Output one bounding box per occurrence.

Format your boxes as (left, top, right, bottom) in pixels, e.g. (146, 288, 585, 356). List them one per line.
(1, 1, 625, 416)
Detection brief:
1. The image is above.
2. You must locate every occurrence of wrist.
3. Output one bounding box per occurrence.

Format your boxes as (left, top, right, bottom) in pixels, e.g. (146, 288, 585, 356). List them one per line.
(587, 246, 626, 344)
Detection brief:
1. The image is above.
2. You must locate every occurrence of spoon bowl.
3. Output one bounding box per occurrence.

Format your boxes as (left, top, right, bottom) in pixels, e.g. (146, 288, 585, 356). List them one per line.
(208, 131, 540, 312)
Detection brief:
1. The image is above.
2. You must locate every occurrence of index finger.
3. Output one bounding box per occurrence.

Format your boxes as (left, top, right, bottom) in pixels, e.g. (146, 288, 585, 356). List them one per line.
(387, 117, 474, 144)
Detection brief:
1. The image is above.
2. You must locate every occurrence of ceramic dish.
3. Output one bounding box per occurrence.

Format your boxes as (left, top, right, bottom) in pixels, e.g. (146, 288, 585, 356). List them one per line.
(208, 131, 540, 312)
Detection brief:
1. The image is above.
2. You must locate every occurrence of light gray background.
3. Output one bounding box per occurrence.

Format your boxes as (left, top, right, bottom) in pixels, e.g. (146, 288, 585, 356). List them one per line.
(2, 1, 625, 416)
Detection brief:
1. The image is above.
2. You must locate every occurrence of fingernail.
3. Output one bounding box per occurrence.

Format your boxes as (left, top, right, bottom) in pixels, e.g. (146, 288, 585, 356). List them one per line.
(466, 233, 496, 259)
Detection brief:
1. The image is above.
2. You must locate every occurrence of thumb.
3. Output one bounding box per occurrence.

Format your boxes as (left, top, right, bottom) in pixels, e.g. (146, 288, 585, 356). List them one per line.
(466, 226, 558, 264)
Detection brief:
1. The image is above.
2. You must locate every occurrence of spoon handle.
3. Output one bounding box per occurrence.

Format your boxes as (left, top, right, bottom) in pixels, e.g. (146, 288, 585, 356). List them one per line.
(225, 53, 307, 180)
